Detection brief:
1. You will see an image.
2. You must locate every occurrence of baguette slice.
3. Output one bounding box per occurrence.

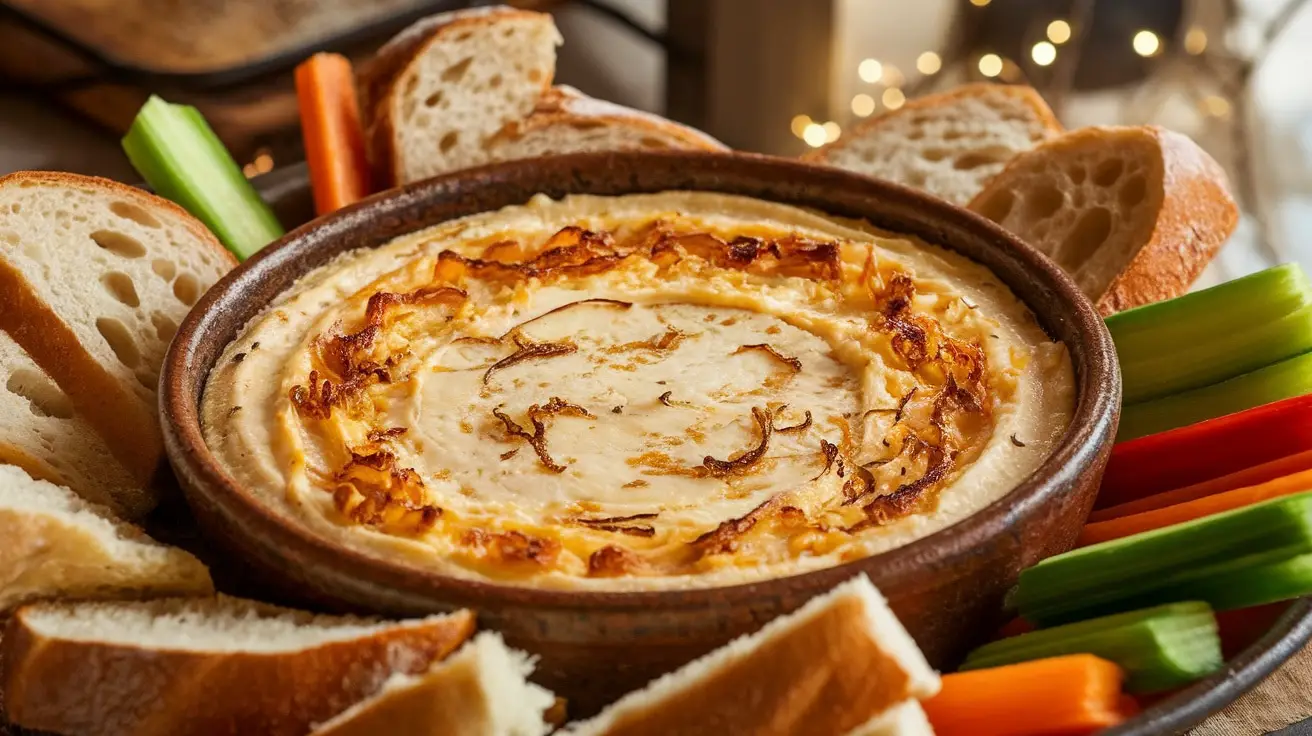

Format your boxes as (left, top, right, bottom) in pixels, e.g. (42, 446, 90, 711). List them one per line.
(0, 171, 236, 490)
(562, 574, 939, 736)
(968, 125, 1239, 314)
(807, 83, 1062, 205)
(0, 464, 212, 613)
(0, 333, 147, 517)
(487, 85, 727, 160)
(1, 596, 476, 736)
(310, 631, 555, 736)
(361, 6, 563, 186)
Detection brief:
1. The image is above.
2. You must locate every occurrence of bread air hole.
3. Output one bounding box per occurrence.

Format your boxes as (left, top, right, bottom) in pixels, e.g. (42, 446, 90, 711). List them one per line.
(9, 203, 20, 214)
(954, 149, 1009, 170)
(425, 90, 444, 108)
(489, 73, 503, 89)
(151, 312, 178, 342)
(528, 68, 543, 82)
(135, 368, 159, 392)
(1094, 159, 1125, 186)
(440, 131, 459, 153)
(0, 230, 17, 246)
(922, 148, 950, 162)
(97, 317, 141, 369)
(1069, 166, 1087, 185)
(109, 201, 161, 228)
(975, 190, 1015, 223)
(101, 272, 140, 308)
(6, 369, 74, 419)
(173, 273, 200, 306)
(90, 230, 146, 259)
(1027, 185, 1064, 219)
(1060, 206, 1113, 268)
(152, 258, 176, 281)
(1120, 174, 1148, 208)
(442, 57, 474, 83)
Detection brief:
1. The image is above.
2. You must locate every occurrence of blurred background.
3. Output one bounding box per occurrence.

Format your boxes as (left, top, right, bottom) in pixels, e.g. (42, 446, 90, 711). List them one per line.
(0, 0, 1309, 283)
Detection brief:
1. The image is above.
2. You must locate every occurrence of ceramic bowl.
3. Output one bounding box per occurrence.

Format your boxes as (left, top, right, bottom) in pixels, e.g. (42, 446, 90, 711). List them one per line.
(162, 151, 1120, 715)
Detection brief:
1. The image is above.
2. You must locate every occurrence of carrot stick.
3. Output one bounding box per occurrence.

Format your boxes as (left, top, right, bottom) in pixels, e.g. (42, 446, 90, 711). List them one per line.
(1091, 448, 1312, 523)
(923, 654, 1134, 736)
(1078, 468, 1312, 547)
(295, 53, 372, 216)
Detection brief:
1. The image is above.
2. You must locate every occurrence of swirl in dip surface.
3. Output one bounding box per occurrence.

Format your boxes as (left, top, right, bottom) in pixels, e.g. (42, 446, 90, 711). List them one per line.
(202, 193, 1075, 590)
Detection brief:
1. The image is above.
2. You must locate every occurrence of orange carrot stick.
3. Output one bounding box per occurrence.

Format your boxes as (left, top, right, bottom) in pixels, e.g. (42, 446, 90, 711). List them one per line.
(924, 654, 1134, 736)
(1091, 448, 1312, 523)
(1078, 468, 1312, 546)
(295, 53, 372, 216)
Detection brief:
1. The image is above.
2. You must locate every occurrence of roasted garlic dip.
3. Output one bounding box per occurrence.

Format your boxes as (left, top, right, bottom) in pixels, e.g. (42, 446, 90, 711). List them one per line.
(202, 193, 1075, 590)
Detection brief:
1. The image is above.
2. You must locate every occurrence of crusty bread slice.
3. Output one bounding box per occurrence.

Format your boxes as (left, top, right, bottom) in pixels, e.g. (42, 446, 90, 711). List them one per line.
(361, 6, 563, 186)
(0, 333, 148, 517)
(968, 125, 1239, 314)
(562, 574, 939, 736)
(807, 83, 1063, 205)
(0, 171, 236, 488)
(487, 85, 727, 160)
(846, 700, 935, 736)
(0, 464, 212, 614)
(310, 631, 555, 736)
(1, 596, 476, 736)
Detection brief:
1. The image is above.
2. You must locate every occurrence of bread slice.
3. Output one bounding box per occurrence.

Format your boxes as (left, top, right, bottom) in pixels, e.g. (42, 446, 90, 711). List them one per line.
(562, 574, 939, 736)
(0, 464, 212, 614)
(0, 333, 149, 518)
(968, 125, 1239, 314)
(310, 631, 555, 736)
(487, 85, 727, 160)
(361, 6, 563, 186)
(847, 700, 935, 736)
(1, 596, 476, 736)
(806, 83, 1063, 205)
(0, 171, 236, 489)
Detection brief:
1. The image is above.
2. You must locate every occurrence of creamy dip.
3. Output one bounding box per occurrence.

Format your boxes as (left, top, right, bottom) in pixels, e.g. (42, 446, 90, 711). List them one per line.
(202, 192, 1075, 590)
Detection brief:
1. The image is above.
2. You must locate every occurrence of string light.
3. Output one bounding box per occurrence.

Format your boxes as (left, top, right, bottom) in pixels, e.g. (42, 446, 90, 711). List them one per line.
(882, 88, 906, 110)
(851, 94, 876, 117)
(1133, 30, 1161, 57)
(242, 149, 275, 178)
(916, 52, 942, 75)
(790, 114, 812, 138)
(1201, 95, 1232, 118)
(1031, 41, 1057, 66)
(858, 58, 883, 83)
(802, 123, 827, 147)
(969, 0, 990, 6)
(823, 121, 842, 143)
(881, 64, 905, 87)
(1185, 27, 1208, 55)
(978, 53, 1003, 77)
(1047, 20, 1072, 44)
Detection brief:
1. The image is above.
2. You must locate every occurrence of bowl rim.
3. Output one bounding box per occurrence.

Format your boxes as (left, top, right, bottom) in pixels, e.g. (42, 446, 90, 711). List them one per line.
(162, 150, 1120, 611)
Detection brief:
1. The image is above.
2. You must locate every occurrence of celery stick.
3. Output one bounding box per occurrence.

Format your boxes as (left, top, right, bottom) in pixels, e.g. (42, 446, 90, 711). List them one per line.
(962, 602, 1221, 693)
(1118, 350, 1312, 442)
(1016, 492, 1312, 626)
(122, 96, 284, 260)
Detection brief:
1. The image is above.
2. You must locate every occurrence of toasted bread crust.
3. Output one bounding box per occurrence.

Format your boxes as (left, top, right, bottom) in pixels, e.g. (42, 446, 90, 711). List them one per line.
(1094, 127, 1239, 314)
(493, 86, 728, 152)
(360, 7, 556, 186)
(1, 607, 476, 736)
(804, 83, 1063, 164)
(0, 171, 234, 484)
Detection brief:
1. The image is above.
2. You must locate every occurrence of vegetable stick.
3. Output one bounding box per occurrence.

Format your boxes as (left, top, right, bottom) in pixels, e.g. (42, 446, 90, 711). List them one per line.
(1092, 448, 1312, 522)
(1097, 393, 1312, 509)
(924, 655, 1134, 736)
(295, 53, 372, 216)
(1079, 469, 1312, 546)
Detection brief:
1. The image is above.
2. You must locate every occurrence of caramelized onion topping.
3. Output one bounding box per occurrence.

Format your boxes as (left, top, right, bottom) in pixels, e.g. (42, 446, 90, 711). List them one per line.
(775, 410, 813, 434)
(588, 544, 643, 576)
(733, 343, 802, 372)
(461, 529, 561, 567)
(691, 494, 778, 556)
(331, 450, 441, 534)
(483, 335, 578, 385)
(702, 406, 773, 476)
(493, 397, 594, 473)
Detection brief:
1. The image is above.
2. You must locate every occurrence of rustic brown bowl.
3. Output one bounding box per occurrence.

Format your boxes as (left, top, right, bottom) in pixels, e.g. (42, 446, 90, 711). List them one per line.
(162, 151, 1120, 716)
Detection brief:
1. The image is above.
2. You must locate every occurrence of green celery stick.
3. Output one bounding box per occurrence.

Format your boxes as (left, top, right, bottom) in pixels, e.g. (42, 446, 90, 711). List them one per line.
(1109, 264, 1312, 404)
(122, 95, 284, 260)
(1016, 492, 1312, 626)
(962, 602, 1221, 693)
(1118, 350, 1312, 442)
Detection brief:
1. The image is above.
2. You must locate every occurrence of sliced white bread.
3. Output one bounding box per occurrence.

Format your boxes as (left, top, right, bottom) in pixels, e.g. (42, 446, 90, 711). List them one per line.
(1, 596, 477, 736)
(310, 631, 555, 736)
(486, 85, 727, 160)
(0, 171, 236, 489)
(807, 83, 1063, 205)
(0, 464, 212, 614)
(847, 700, 935, 736)
(968, 125, 1239, 314)
(361, 6, 563, 186)
(0, 333, 148, 518)
(562, 574, 939, 736)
